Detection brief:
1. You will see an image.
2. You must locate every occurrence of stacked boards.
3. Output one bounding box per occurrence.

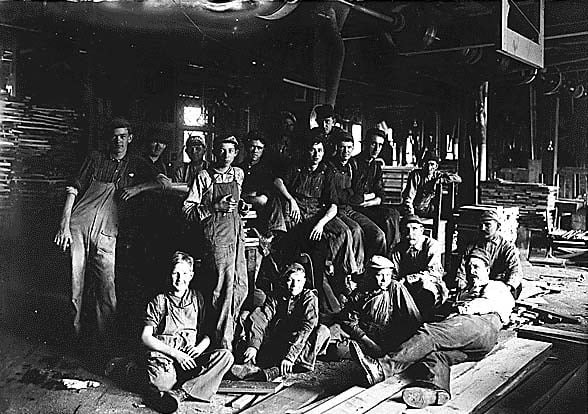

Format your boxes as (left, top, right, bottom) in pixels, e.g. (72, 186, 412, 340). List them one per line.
(480, 180, 557, 231)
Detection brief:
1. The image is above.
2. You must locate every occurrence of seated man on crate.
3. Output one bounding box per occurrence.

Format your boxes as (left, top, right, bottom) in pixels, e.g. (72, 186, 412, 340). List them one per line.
(334, 255, 423, 360)
(401, 151, 461, 218)
(350, 248, 515, 409)
(389, 214, 448, 320)
(141, 251, 233, 414)
(455, 210, 523, 299)
(231, 263, 331, 380)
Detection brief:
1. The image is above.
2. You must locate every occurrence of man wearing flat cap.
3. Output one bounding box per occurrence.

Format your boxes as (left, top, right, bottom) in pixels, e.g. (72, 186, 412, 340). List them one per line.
(389, 214, 448, 319)
(455, 210, 522, 299)
(183, 134, 248, 351)
(401, 151, 461, 218)
(338, 255, 423, 359)
(174, 134, 208, 188)
(350, 128, 402, 253)
(349, 247, 514, 409)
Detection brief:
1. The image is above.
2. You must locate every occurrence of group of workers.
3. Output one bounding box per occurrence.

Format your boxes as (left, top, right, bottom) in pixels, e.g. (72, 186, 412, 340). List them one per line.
(53, 105, 523, 413)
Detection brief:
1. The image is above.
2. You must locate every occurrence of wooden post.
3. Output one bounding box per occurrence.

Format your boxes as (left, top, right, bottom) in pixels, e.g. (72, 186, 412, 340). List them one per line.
(552, 96, 560, 186)
(529, 84, 537, 159)
(477, 81, 489, 191)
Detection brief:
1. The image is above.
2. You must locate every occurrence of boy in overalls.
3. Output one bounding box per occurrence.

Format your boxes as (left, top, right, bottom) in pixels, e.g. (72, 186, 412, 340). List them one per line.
(183, 135, 248, 351)
(54, 117, 166, 357)
(141, 251, 233, 414)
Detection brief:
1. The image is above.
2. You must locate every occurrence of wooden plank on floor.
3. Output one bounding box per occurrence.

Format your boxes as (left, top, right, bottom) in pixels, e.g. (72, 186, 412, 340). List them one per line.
(536, 362, 587, 414)
(218, 380, 283, 394)
(240, 384, 323, 414)
(231, 394, 258, 409)
(295, 386, 365, 414)
(527, 365, 579, 413)
(321, 376, 409, 414)
(365, 337, 551, 414)
(518, 325, 588, 345)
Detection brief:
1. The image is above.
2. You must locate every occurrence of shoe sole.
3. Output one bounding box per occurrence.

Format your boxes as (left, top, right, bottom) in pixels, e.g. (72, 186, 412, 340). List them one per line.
(349, 341, 376, 386)
(402, 387, 450, 408)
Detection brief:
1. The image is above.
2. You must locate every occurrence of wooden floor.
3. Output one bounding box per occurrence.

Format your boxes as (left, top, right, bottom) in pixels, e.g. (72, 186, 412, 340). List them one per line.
(1, 242, 587, 414)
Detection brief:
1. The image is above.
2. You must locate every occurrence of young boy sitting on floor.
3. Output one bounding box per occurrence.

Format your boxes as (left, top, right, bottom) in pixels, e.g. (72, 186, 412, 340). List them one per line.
(141, 251, 233, 414)
(231, 263, 331, 380)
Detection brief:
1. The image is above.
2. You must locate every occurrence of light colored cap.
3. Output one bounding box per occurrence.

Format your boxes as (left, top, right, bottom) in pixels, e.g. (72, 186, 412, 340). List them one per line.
(366, 255, 394, 270)
(186, 134, 206, 147)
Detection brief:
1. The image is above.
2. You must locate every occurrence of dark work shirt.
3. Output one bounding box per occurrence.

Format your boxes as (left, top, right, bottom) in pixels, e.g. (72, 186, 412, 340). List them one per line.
(327, 159, 357, 206)
(280, 162, 337, 219)
(236, 158, 273, 197)
(351, 153, 385, 201)
(402, 168, 461, 215)
(143, 155, 169, 177)
(70, 151, 157, 199)
(247, 288, 319, 363)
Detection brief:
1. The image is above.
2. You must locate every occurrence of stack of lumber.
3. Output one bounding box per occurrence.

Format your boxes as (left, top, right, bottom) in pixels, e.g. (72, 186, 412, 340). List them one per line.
(454, 204, 519, 251)
(223, 337, 551, 414)
(0, 98, 80, 213)
(480, 180, 557, 230)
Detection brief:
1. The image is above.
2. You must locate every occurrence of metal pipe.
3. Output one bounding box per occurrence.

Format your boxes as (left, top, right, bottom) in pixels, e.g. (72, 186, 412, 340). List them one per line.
(552, 96, 560, 185)
(398, 31, 588, 56)
(282, 77, 326, 92)
(333, 0, 401, 26)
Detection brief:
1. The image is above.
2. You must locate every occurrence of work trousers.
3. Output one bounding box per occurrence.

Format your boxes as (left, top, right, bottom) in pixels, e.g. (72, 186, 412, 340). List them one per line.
(378, 313, 502, 395)
(353, 205, 401, 254)
(146, 349, 233, 402)
(339, 206, 386, 260)
(256, 324, 331, 371)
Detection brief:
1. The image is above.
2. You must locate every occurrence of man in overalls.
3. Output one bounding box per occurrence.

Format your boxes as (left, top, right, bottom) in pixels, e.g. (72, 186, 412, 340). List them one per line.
(182, 135, 248, 351)
(54, 117, 167, 356)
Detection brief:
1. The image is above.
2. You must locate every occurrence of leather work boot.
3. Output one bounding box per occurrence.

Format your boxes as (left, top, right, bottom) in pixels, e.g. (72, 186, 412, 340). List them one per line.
(402, 386, 450, 408)
(230, 363, 262, 380)
(349, 340, 385, 386)
(260, 366, 281, 381)
(150, 389, 188, 414)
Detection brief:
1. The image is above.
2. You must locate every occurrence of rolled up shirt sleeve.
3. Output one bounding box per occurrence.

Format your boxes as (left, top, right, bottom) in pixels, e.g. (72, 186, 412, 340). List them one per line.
(183, 170, 213, 222)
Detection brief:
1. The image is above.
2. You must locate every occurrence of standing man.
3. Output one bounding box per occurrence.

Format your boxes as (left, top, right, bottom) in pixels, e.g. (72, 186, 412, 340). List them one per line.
(328, 131, 386, 260)
(182, 135, 248, 351)
(273, 133, 362, 313)
(389, 215, 448, 320)
(350, 249, 514, 409)
(401, 152, 461, 218)
(351, 128, 401, 252)
(53, 117, 166, 355)
(455, 210, 523, 299)
(174, 134, 208, 188)
(143, 128, 171, 176)
(313, 104, 344, 160)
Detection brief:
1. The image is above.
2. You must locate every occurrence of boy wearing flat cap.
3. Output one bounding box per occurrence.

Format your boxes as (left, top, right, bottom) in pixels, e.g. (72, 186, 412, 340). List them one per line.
(349, 248, 514, 409)
(183, 135, 248, 351)
(455, 210, 522, 298)
(389, 214, 448, 320)
(338, 255, 423, 359)
(231, 263, 331, 380)
(401, 151, 461, 218)
(174, 134, 208, 188)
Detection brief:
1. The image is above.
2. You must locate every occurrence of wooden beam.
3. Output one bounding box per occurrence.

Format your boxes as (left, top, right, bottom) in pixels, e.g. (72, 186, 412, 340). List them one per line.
(218, 380, 283, 395)
(517, 325, 588, 345)
(295, 386, 365, 414)
(240, 385, 323, 414)
(535, 362, 587, 414)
